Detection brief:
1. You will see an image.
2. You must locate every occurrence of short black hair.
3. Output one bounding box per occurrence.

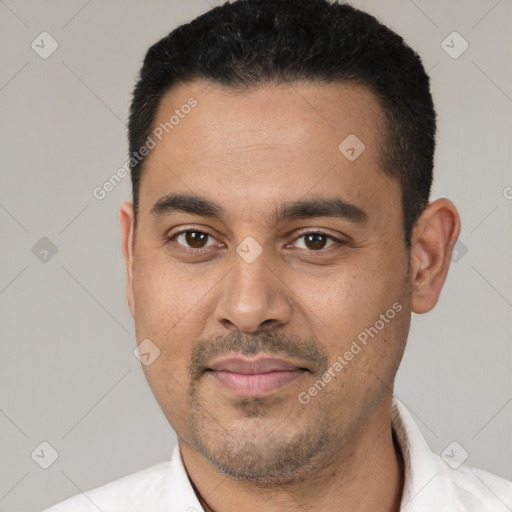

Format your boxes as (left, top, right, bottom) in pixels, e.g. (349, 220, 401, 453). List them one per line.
(128, 0, 435, 246)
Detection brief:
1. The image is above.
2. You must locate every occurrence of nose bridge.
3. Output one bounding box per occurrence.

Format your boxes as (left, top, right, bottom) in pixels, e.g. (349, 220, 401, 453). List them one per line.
(214, 242, 292, 333)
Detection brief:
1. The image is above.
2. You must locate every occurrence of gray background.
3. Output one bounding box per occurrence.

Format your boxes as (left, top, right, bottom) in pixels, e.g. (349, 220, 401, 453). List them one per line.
(0, 1, 511, 511)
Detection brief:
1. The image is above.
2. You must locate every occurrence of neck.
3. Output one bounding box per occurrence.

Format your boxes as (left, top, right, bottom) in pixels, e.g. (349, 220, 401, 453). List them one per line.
(181, 396, 404, 512)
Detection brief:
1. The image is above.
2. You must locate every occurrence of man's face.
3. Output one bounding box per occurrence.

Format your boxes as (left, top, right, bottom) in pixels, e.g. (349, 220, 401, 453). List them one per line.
(123, 81, 413, 482)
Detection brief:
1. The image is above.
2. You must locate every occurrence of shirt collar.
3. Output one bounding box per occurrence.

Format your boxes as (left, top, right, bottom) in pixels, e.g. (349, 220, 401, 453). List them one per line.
(391, 397, 452, 511)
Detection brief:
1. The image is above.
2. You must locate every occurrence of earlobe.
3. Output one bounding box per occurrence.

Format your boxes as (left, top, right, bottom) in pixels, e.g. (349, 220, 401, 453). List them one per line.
(410, 198, 461, 314)
(120, 201, 136, 317)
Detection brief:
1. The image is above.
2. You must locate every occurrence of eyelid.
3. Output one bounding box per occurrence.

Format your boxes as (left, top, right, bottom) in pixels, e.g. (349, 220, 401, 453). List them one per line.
(288, 229, 344, 250)
(292, 227, 345, 239)
(166, 225, 218, 240)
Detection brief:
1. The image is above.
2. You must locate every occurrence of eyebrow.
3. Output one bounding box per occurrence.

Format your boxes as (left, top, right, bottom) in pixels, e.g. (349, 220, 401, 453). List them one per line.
(272, 197, 367, 224)
(151, 193, 225, 218)
(150, 193, 368, 224)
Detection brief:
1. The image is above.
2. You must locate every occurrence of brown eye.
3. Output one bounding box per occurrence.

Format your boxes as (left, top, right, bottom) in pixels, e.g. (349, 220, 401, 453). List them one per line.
(172, 230, 216, 249)
(293, 232, 338, 251)
(305, 233, 327, 250)
(185, 231, 208, 248)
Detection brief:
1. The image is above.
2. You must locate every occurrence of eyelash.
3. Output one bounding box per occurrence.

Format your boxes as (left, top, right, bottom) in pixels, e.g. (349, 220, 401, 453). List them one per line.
(166, 228, 344, 253)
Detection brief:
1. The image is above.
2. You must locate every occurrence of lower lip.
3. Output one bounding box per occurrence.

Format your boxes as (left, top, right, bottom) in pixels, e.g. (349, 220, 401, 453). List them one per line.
(210, 370, 305, 395)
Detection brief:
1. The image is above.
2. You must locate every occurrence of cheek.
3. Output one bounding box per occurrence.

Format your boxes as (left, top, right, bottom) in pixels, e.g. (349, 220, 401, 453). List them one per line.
(131, 258, 204, 380)
(141, 358, 193, 439)
(295, 262, 403, 335)
(291, 253, 409, 370)
(131, 258, 205, 432)
(132, 251, 211, 337)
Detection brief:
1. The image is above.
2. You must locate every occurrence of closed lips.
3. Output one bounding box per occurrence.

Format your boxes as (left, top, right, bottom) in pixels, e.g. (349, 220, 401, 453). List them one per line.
(208, 357, 308, 374)
(206, 355, 311, 395)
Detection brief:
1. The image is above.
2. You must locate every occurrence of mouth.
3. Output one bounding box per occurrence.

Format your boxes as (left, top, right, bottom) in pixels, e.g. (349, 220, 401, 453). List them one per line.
(206, 354, 310, 395)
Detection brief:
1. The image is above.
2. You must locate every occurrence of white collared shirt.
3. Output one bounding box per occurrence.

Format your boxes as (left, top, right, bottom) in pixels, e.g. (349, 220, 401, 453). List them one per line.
(41, 399, 512, 511)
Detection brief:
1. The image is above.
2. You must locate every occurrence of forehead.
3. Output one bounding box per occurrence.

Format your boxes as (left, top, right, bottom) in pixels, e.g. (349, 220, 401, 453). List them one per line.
(149, 80, 385, 161)
(138, 80, 399, 225)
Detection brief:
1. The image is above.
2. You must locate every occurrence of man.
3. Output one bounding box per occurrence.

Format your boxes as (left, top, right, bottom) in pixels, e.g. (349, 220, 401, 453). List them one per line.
(42, 0, 512, 510)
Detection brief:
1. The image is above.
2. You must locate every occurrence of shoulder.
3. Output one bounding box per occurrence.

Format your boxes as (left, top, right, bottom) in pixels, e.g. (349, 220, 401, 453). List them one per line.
(40, 461, 172, 512)
(393, 399, 512, 511)
(438, 458, 512, 511)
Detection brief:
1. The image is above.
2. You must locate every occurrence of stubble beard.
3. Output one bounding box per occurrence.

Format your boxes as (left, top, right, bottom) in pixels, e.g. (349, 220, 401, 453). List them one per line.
(184, 330, 336, 484)
(186, 386, 338, 485)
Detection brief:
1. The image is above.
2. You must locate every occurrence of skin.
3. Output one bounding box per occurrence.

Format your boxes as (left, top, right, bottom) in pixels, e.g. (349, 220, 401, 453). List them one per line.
(120, 80, 460, 511)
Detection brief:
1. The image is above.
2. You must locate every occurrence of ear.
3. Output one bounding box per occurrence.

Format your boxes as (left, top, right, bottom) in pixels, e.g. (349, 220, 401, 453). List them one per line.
(410, 198, 461, 314)
(120, 201, 136, 318)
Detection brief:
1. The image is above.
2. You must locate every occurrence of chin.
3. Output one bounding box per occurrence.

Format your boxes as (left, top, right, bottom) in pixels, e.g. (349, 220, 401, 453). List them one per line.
(189, 408, 334, 485)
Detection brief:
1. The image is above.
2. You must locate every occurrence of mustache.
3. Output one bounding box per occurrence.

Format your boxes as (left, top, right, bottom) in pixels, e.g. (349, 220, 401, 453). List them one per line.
(189, 330, 329, 379)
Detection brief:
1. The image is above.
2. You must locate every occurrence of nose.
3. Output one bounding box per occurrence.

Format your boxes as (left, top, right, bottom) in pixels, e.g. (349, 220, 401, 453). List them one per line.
(214, 248, 293, 334)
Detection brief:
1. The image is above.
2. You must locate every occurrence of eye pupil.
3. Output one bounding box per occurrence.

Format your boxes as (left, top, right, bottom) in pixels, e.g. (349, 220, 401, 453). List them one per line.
(305, 233, 326, 250)
(186, 231, 208, 248)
